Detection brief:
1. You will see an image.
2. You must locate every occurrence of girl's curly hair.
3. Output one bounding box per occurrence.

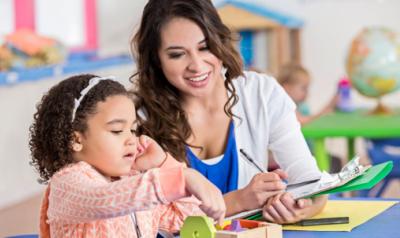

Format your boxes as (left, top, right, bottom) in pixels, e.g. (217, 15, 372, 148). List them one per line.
(29, 74, 129, 183)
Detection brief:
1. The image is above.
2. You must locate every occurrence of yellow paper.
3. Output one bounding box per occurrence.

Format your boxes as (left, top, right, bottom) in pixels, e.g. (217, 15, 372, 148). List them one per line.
(283, 200, 398, 232)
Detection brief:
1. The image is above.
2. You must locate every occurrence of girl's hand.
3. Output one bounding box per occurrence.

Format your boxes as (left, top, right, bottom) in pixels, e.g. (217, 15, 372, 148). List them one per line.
(132, 135, 167, 171)
(183, 168, 226, 225)
(237, 169, 287, 211)
(262, 193, 327, 224)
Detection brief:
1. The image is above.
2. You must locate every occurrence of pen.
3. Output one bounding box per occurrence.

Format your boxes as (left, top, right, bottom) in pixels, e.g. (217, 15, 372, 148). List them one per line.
(293, 217, 349, 226)
(240, 149, 321, 189)
(239, 149, 266, 173)
(286, 178, 321, 189)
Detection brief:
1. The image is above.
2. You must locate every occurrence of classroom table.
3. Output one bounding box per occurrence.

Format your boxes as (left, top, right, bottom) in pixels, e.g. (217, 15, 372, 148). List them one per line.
(7, 200, 399, 238)
(301, 108, 400, 171)
(284, 198, 400, 238)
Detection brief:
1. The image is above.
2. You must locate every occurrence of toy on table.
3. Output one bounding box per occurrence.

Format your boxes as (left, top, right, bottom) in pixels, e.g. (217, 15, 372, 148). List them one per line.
(336, 76, 354, 112)
(180, 216, 282, 238)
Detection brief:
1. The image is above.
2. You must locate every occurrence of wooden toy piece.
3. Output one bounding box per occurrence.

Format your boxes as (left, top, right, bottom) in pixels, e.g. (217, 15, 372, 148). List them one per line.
(215, 220, 282, 238)
(230, 220, 245, 232)
(215, 220, 231, 230)
(223, 224, 232, 231)
(262, 222, 282, 238)
(237, 219, 282, 238)
(180, 216, 216, 238)
(181, 216, 283, 238)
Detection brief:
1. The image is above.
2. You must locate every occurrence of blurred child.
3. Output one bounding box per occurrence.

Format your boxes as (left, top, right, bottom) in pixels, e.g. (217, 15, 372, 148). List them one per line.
(277, 63, 342, 172)
(277, 63, 338, 125)
(29, 74, 225, 237)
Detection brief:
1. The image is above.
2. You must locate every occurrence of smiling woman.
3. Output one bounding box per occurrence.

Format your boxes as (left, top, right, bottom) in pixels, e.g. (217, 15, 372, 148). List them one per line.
(157, 17, 225, 95)
(131, 0, 328, 224)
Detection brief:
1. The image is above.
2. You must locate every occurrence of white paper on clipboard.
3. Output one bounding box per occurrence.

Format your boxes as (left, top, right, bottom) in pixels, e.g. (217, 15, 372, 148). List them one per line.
(287, 156, 369, 199)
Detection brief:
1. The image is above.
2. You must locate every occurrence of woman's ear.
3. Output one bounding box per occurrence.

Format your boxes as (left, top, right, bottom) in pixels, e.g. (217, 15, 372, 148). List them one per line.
(71, 131, 83, 152)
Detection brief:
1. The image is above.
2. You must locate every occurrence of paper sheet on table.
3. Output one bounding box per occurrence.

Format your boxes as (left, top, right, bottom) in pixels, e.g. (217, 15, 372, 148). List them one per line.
(283, 200, 398, 232)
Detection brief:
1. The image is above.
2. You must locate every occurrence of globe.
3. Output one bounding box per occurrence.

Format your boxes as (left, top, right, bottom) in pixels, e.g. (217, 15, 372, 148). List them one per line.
(346, 27, 400, 113)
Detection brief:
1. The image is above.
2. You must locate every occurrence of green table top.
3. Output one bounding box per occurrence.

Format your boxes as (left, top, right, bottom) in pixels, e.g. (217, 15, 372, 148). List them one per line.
(301, 109, 400, 139)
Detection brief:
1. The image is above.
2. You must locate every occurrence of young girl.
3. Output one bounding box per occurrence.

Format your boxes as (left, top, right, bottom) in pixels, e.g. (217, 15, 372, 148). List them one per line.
(277, 63, 342, 172)
(29, 74, 225, 237)
(277, 63, 338, 125)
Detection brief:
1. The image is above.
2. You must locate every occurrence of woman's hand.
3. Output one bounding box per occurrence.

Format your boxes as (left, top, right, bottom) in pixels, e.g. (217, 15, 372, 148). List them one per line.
(236, 169, 287, 211)
(262, 193, 328, 224)
(132, 135, 167, 171)
(183, 168, 226, 225)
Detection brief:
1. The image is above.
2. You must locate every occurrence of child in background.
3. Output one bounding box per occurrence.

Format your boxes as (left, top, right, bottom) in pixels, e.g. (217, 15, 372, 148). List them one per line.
(29, 74, 225, 237)
(277, 63, 342, 172)
(277, 63, 338, 125)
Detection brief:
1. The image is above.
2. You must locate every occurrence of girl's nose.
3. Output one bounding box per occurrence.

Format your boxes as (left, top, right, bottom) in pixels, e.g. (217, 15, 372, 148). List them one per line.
(126, 133, 137, 146)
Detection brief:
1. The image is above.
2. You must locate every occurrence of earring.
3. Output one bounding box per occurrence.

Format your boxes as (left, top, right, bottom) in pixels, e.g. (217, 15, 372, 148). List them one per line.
(221, 66, 228, 81)
(72, 143, 82, 152)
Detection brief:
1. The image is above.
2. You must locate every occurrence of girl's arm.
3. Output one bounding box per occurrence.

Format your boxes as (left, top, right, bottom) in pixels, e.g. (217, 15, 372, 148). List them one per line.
(48, 163, 187, 223)
(156, 154, 224, 231)
(155, 196, 204, 233)
(296, 94, 338, 126)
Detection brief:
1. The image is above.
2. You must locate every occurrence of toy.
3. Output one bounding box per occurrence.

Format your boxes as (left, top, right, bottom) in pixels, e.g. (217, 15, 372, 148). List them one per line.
(180, 216, 282, 238)
(336, 76, 354, 112)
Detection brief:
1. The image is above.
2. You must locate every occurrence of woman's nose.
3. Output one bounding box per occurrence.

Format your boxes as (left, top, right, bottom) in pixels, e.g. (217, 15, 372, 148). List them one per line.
(187, 53, 204, 72)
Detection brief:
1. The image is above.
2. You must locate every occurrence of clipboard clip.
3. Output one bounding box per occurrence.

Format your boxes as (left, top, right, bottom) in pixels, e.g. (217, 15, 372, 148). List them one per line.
(336, 156, 364, 181)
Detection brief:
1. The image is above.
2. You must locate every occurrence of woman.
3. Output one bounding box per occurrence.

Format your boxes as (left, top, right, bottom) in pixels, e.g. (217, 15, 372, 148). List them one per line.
(131, 0, 327, 223)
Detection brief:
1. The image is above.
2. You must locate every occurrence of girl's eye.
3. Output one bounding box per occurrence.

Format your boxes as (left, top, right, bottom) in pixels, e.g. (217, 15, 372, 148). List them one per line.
(131, 129, 138, 135)
(111, 130, 123, 134)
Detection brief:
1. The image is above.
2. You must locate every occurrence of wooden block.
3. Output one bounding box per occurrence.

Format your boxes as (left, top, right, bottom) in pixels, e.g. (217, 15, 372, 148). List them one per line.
(216, 226, 268, 238)
(215, 222, 282, 238)
(265, 222, 283, 238)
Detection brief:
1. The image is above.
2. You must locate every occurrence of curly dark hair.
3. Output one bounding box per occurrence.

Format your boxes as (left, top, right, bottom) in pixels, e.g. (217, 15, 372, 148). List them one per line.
(131, 0, 243, 163)
(29, 74, 129, 183)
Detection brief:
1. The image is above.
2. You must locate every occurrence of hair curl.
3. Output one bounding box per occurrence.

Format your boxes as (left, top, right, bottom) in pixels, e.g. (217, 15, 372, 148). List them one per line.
(131, 0, 243, 163)
(29, 74, 129, 183)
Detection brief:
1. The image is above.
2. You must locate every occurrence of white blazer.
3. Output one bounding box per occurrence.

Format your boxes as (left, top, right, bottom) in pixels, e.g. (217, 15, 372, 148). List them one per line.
(232, 71, 322, 188)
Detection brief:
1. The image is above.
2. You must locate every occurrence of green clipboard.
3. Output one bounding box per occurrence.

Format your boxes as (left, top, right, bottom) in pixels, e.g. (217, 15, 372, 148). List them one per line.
(243, 161, 393, 221)
(314, 160, 393, 196)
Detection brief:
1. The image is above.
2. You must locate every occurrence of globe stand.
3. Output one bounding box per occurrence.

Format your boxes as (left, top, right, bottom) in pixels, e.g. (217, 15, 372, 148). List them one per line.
(369, 98, 392, 115)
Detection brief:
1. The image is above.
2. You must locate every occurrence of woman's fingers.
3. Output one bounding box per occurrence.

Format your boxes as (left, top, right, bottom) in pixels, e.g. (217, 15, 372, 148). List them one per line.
(271, 193, 297, 223)
(256, 173, 287, 190)
(271, 169, 289, 180)
(296, 198, 313, 209)
(264, 194, 285, 223)
(280, 193, 298, 214)
(263, 192, 315, 224)
(240, 172, 287, 210)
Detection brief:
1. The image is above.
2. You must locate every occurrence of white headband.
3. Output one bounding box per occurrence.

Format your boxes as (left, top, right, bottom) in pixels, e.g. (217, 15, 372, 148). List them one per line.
(71, 76, 116, 122)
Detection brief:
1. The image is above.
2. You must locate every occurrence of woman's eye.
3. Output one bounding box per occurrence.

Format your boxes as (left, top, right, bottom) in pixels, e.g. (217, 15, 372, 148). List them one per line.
(199, 45, 209, 51)
(168, 52, 183, 59)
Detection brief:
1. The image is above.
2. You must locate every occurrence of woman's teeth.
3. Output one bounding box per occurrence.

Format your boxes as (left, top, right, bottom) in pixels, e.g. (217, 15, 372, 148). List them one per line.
(188, 74, 208, 82)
